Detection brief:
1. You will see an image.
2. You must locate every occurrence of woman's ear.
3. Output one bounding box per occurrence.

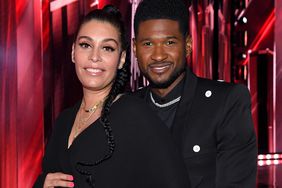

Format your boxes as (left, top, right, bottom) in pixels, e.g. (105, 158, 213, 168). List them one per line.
(185, 35, 192, 57)
(71, 44, 75, 63)
(118, 51, 126, 69)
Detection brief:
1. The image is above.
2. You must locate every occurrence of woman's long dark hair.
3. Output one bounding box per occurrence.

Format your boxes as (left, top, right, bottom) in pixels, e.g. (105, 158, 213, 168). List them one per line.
(75, 5, 130, 187)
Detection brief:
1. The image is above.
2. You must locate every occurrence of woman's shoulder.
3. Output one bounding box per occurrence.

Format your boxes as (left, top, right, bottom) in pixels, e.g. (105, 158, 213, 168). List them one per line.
(57, 102, 79, 120)
(52, 101, 80, 130)
(112, 93, 168, 132)
(114, 93, 152, 112)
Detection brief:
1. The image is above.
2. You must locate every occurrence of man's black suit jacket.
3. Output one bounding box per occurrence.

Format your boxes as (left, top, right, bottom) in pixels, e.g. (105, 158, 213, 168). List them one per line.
(134, 68, 257, 188)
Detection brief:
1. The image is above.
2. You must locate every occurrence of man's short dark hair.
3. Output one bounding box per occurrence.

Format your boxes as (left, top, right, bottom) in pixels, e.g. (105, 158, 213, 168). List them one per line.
(134, 0, 189, 37)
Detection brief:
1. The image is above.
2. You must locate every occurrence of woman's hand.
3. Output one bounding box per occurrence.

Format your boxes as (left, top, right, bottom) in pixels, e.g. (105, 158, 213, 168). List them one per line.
(43, 172, 74, 188)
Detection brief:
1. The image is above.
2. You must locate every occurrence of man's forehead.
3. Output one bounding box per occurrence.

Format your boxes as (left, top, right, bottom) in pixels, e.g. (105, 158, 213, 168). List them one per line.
(137, 19, 181, 38)
(138, 34, 179, 41)
(138, 19, 179, 29)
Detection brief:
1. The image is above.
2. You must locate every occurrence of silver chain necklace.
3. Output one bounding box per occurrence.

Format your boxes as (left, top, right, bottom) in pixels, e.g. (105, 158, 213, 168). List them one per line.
(149, 92, 181, 108)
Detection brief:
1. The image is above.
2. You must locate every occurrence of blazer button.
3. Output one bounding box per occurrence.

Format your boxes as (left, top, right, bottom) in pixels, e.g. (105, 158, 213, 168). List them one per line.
(193, 145, 200, 152)
(205, 90, 212, 97)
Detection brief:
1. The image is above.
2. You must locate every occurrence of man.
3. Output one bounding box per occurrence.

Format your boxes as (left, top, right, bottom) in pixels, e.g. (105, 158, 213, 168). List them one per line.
(132, 0, 257, 187)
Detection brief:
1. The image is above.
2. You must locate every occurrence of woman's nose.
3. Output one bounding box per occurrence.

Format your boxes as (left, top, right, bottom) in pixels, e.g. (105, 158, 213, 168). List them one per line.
(89, 48, 101, 62)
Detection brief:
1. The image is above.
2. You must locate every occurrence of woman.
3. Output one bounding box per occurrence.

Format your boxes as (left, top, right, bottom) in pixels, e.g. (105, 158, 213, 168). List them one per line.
(33, 5, 190, 188)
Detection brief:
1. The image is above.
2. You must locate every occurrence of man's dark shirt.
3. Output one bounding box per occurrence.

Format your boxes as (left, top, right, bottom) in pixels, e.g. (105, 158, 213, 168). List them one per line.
(147, 79, 184, 129)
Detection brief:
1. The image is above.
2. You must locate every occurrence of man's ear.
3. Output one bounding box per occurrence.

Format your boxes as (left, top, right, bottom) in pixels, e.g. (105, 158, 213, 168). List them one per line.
(118, 51, 126, 69)
(133, 38, 137, 57)
(185, 35, 192, 57)
(71, 44, 75, 63)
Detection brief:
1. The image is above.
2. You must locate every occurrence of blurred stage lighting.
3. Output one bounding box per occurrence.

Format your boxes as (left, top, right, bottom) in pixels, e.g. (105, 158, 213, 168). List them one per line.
(257, 154, 282, 166)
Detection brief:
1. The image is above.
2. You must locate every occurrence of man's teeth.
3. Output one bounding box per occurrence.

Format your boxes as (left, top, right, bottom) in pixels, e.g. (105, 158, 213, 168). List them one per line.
(152, 65, 169, 70)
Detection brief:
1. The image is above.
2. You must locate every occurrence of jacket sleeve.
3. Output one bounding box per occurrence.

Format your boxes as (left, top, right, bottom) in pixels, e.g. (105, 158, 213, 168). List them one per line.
(216, 84, 257, 187)
(33, 118, 62, 188)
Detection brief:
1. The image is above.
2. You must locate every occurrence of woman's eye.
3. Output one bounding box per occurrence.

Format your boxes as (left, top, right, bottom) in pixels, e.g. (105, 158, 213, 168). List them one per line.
(103, 46, 115, 52)
(79, 42, 91, 48)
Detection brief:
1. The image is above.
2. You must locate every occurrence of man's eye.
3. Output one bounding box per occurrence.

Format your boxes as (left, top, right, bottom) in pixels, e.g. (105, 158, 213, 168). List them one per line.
(79, 42, 91, 48)
(103, 46, 115, 52)
(143, 42, 152, 46)
(166, 40, 176, 45)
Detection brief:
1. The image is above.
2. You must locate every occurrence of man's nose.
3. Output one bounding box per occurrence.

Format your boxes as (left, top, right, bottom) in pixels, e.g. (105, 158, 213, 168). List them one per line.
(151, 45, 168, 61)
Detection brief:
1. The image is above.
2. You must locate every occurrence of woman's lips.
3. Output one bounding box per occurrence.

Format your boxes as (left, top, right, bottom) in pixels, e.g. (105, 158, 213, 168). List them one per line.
(85, 68, 103, 75)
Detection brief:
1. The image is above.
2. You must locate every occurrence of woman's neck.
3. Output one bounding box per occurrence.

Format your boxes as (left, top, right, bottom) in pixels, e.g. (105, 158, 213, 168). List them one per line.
(82, 87, 111, 109)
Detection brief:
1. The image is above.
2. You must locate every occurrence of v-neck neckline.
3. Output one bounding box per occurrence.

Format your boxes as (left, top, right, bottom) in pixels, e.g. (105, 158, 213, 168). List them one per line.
(67, 118, 100, 150)
(66, 94, 126, 150)
(65, 101, 92, 150)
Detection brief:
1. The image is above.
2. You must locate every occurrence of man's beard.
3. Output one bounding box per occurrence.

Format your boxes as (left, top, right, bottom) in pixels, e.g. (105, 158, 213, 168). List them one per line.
(145, 65, 186, 89)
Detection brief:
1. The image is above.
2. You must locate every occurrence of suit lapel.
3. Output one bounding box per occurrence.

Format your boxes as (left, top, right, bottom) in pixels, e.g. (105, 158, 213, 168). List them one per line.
(171, 68, 198, 153)
(134, 68, 198, 152)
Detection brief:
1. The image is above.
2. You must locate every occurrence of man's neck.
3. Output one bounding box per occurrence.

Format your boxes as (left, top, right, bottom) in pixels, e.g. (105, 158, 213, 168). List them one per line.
(151, 72, 185, 98)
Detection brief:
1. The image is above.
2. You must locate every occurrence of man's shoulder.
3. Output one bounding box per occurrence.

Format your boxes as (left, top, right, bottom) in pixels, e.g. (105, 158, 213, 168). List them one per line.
(195, 77, 246, 94)
(196, 77, 234, 88)
(194, 77, 250, 101)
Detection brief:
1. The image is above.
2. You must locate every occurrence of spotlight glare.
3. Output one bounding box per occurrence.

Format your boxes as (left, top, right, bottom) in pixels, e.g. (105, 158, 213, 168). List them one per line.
(258, 160, 264, 166)
(242, 17, 248, 23)
(90, 0, 99, 7)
